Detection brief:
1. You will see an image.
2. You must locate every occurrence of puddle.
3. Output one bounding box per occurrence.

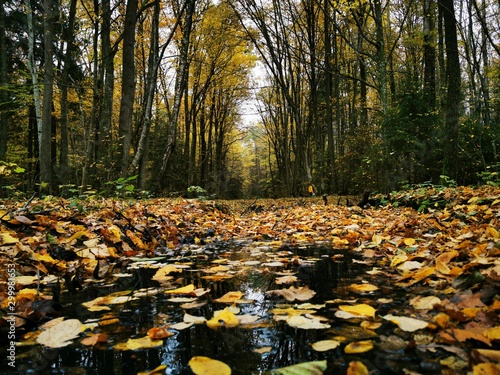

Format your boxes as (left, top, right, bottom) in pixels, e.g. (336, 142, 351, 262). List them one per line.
(2, 242, 437, 374)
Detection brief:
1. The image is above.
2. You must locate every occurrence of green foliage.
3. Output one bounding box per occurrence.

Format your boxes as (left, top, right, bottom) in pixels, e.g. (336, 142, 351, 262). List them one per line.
(187, 185, 213, 200)
(477, 163, 500, 186)
(101, 175, 139, 197)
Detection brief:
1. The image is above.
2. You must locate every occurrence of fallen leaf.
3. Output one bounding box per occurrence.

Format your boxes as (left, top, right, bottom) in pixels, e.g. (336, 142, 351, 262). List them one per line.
(165, 284, 195, 294)
(339, 304, 376, 318)
(214, 291, 243, 303)
(114, 336, 163, 351)
(348, 283, 379, 293)
(472, 363, 500, 375)
(81, 333, 108, 346)
(36, 319, 85, 348)
(270, 360, 327, 375)
(347, 361, 369, 375)
(189, 356, 231, 375)
(310, 339, 341, 352)
(147, 326, 174, 339)
(206, 308, 239, 329)
(286, 315, 330, 329)
(344, 340, 373, 354)
(382, 314, 428, 332)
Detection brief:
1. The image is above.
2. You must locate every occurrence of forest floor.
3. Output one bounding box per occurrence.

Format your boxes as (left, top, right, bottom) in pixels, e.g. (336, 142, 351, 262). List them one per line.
(0, 185, 499, 375)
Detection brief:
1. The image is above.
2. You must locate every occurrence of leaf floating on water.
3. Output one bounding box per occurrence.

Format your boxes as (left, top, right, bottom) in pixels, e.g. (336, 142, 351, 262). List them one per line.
(347, 361, 369, 375)
(270, 360, 327, 375)
(147, 326, 174, 339)
(266, 285, 316, 302)
(114, 336, 163, 351)
(36, 319, 85, 348)
(189, 356, 231, 375)
(382, 314, 428, 332)
(151, 264, 181, 282)
(137, 364, 168, 375)
(214, 291, 243, 304)
(310, 339, 341, 352)
(165, 284, 195, 294)
(344, 340, 374, 354)
(339, 304, 376, 318)
(81, 333, 108, 347)
(206, 307, 240, 329)
(286, 315, 330, 329)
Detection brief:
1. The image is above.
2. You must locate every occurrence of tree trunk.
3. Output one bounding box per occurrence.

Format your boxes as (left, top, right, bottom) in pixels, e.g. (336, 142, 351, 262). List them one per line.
(153, 0, 196, 191)
(40, 0, 56, 192)
(439, 0, 461, 181)
(59, 0, 77, 185)
(0, 0, 7, 160)
(118, 0, 138, 177)
(423, 0, 436, 108)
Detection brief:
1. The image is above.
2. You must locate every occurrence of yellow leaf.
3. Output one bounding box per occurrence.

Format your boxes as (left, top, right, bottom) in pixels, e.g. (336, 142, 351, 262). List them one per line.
(372, 234, 383, 245)
(152, 265, 181, 282)
(348, 283, 379, 293)
(214, 291, 243, 304)
(206, 308, 239, 329)
(344, 340, 373, 354)
(0, 231, 19, 245)
(115, 336, 163, 351)
(472, 363, 500, 375)
(390, 254, 408, 268)
(404, 238, 416, 246)
(347, 361, 369, 375)
(339, 304, 376, 318)
(310, 339, 341, 352)
(189, 356, 231, 375)
(483, 326, 500, 341)
(382, 314, 428, 332)
(486, 226, 499, 239)
(165, 284, 195, 294)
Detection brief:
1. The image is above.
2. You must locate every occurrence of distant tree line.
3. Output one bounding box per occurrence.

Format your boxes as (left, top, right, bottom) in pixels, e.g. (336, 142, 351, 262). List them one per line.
(0, 0, 498, 198)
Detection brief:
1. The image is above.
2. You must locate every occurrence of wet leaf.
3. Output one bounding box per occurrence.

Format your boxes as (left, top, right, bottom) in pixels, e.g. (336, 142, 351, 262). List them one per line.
(382, 314, 428, 332)
(339, 304, 376, 318)
(114, 336, 163, 351)
(81, 333, 108, 346)
(344, 340, 373, 354)
(214, 291, 243, 303)
(286, 315, 330, 329)
(206, 307, 240, 329)
(189, 356, 231, 375)
(348, 283, 379, 293)
(36, 319, 85, 348)
(147, 326, 174, 339)
(267, 285, 316, 302)
(165, 284, 195, 294)
(310, 339, 341, 352)
(270, 360, 327, 375)
(347, 361, 369, 375)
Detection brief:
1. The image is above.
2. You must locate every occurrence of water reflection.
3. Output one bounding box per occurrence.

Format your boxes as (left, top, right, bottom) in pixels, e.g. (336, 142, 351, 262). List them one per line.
(3, 245, 363, 374)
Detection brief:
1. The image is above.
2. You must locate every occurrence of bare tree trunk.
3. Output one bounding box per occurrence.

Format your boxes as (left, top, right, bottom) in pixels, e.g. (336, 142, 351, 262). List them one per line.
(118, 0, 138, 177)
(0, 0, 7, 160)
(40, 0, 56, 192)
(153, 0, 196, 191)
(59, 0, 77, 185)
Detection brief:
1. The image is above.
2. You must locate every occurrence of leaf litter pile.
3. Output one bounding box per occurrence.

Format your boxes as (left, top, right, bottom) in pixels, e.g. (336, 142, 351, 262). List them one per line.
(0, 185, 499, 375)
